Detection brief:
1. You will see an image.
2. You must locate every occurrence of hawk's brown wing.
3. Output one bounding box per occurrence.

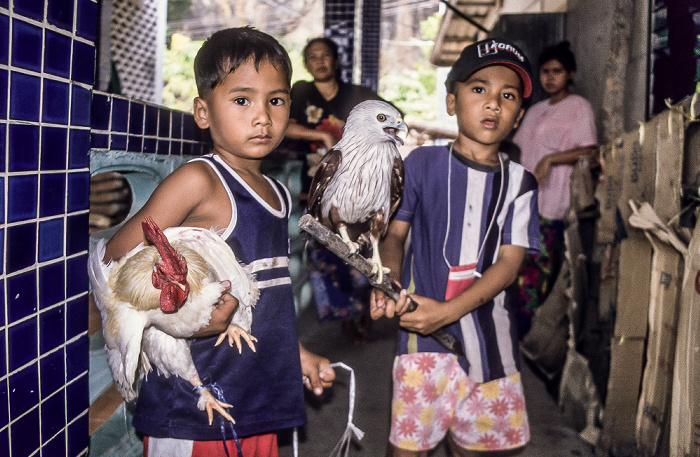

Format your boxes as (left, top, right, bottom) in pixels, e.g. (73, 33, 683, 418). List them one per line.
(306, 148, 342, 219)
(389, 155, 404, 220)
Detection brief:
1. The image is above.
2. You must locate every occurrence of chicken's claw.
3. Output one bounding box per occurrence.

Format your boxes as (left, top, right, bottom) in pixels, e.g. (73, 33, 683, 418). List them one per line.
(215, 324, 258, 354)
(196, 386, 234, 425)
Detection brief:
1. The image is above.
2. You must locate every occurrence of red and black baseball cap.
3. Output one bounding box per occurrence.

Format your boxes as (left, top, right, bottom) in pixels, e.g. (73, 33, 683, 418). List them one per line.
(445, 38, 533, 98)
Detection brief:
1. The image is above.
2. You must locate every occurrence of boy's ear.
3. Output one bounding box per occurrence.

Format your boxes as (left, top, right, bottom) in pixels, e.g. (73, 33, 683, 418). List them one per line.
(193, 97, 210, 129)
(446, 92, 456, 116)
(513, 107, 525, 129)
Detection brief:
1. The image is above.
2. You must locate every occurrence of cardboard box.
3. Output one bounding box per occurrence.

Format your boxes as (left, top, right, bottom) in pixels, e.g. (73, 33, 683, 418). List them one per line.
(670, 215, 700, 457)
(594, 142, 622, 245)
(601, 337, 646, 451)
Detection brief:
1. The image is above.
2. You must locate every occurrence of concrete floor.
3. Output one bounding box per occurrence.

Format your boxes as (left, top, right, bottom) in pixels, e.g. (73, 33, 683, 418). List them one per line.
(281, 306, 598, 457)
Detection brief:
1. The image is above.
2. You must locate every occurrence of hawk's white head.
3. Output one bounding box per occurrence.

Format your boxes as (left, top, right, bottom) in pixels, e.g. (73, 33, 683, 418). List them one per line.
(342, 100, 408, 147)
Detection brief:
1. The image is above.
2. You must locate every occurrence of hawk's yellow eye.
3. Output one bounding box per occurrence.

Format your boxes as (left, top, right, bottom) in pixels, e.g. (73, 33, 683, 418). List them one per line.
(377, 114, 386, 122)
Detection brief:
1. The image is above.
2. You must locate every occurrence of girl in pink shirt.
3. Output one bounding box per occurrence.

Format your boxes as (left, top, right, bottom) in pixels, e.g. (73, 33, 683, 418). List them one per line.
(513, 41, 598, 331)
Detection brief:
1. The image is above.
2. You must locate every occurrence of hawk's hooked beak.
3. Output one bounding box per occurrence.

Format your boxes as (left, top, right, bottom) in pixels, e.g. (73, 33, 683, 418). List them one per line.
(384, 120, 408, 146)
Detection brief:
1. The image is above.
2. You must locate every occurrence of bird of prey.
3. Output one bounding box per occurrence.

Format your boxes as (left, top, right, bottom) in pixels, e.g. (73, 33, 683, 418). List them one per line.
(307, 99, 407, 283)
(88, 217, 259, 424)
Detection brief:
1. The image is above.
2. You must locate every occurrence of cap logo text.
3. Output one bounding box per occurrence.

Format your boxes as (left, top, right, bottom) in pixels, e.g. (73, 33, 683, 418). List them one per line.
(477, 40, 525, 62)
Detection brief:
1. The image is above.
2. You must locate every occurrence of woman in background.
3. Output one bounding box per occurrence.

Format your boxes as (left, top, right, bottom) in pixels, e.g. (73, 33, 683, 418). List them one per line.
(513, 41, 598, 335)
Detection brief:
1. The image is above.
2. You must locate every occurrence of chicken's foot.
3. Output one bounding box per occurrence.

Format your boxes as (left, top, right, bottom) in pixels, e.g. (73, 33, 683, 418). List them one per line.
(215, 324, 257, 354)
(191, 376, 234, 425)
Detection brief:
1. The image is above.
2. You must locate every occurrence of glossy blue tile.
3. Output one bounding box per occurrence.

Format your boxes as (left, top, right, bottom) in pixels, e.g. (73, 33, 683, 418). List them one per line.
(145, 104, 158, 135)
(66, 295, 87, 340)
(66, 214, 87, 256)
(10, 407, 40, 457)
(11, 19, 43, 72)
(90, 132, 108, 149)
(157, 139, 170, 154)
(43, 431, 67, 456)
(8, 224, 37, 274)
(44, 30, 71, 78)
(66, 253, 88, 296)
(43, 79, 70, 124)
(13, 0, 44, 21)
(0, 229, 4, 273)
(41, 126, 68, 170)
(171, 111, 183, 139)
(111, 97, 128, 132)
(0, 378, 6, 431)
(47, 0, 74, 31)
(67, 409, 89, 456)
(110, 133, 127, 150)
(171, 140, 183, 155)
(8, 175, 38, 223)
(129, 101, 144, 135)
(183, 115, 196, 140)
(127, 135, 142, 152)
(0, 69, 7, 120)
(0, 329, 5, 377)
(69, 128, 90, 169)
(0, 428, 6, 457)
(0, 127, 4, 172)
(90, 92, 111, 130)
(9, 363, 38, 419)
(9, 72, 40, 121)
(39, 261, 65, 310)
(67, 172, 89, 212)
(40, 350, 65, 396)
(40, 174, 66, 217)
(182, 142, 192, 155)
(66, 338, 88, 382)
(38, 219, 64, 262)
(143, 137, 157, 153)
(7, 270, 37, 324)
(71, 84, 92, 126)
(158, 108, 171, 137)
(9, 123, 39, 172)
(72, 40, 95, 85)
(41, 390, 66, 440)
(0, 14, 8, 65)
(76, 0, 98, 41)
(39, 305, 64, 354)
(8, 318, 38, 371)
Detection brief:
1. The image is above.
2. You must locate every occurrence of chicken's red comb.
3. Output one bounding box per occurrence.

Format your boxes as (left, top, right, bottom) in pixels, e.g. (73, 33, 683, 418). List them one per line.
(142, 217, 190, 312)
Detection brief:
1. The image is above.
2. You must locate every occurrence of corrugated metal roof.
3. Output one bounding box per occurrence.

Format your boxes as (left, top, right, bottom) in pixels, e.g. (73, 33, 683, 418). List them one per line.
(430, 0, 501, 67)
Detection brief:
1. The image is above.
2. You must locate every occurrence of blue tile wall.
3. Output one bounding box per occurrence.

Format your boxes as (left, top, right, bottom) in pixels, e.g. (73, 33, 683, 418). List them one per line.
(2, 1, 97, 456)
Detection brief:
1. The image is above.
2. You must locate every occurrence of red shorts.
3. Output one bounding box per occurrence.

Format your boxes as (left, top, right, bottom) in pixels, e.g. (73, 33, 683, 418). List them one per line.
(143, 433, 278, 457)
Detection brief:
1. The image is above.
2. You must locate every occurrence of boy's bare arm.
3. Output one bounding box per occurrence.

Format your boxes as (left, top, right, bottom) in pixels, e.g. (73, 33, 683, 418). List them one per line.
(399, 244, 526, 335)
(101, 162, 238, 334)
(103, 162, 217, 261)
(370, 219, 410, 319)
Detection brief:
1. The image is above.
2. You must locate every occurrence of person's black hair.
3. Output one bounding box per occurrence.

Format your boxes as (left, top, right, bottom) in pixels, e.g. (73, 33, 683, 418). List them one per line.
(302, 37, 339, 65)
(194, 26, 292, 97)
(538, 41, 576, 72)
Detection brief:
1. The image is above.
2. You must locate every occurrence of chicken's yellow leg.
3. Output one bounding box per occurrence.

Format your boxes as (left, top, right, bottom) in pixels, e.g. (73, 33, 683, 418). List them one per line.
(190, 374, 234, 425)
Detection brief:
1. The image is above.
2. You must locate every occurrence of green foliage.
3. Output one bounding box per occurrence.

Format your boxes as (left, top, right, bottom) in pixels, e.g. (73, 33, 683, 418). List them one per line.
(162, 33, 202, 112)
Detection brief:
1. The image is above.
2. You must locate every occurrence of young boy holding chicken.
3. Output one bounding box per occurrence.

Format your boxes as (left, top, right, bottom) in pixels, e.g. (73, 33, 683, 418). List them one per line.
(370, 39, 540, 456)
(101, 27, 334, 456)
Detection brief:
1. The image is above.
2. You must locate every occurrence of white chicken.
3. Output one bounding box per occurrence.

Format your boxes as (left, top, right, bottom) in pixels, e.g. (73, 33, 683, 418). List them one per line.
(88, 216, 259, 424)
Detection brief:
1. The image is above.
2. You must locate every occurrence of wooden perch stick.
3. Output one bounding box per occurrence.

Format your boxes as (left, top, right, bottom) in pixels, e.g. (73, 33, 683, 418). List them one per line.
(299, 214, 464, 356)
(299, 214, 401, 300)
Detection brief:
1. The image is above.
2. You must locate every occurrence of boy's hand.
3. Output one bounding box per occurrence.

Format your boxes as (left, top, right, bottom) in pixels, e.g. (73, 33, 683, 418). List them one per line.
(299, 343, 335, 396)
(192, 280, 239, 337)
(370, 288, 411, 319)
(398, 295, 450, 335)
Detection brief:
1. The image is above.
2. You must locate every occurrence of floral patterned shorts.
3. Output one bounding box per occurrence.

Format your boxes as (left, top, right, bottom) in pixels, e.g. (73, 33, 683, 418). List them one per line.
(389, 353, 530, 452)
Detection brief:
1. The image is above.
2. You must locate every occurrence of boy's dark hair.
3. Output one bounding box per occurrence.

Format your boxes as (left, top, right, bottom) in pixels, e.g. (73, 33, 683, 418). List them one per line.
(538, 41, 576, 73)
(302, 37, 339, 64)
(194, 26, 292, 97)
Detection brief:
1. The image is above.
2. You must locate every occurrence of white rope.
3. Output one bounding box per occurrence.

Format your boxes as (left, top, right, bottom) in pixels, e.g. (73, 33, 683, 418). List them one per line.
(328, 362, 365, 457)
